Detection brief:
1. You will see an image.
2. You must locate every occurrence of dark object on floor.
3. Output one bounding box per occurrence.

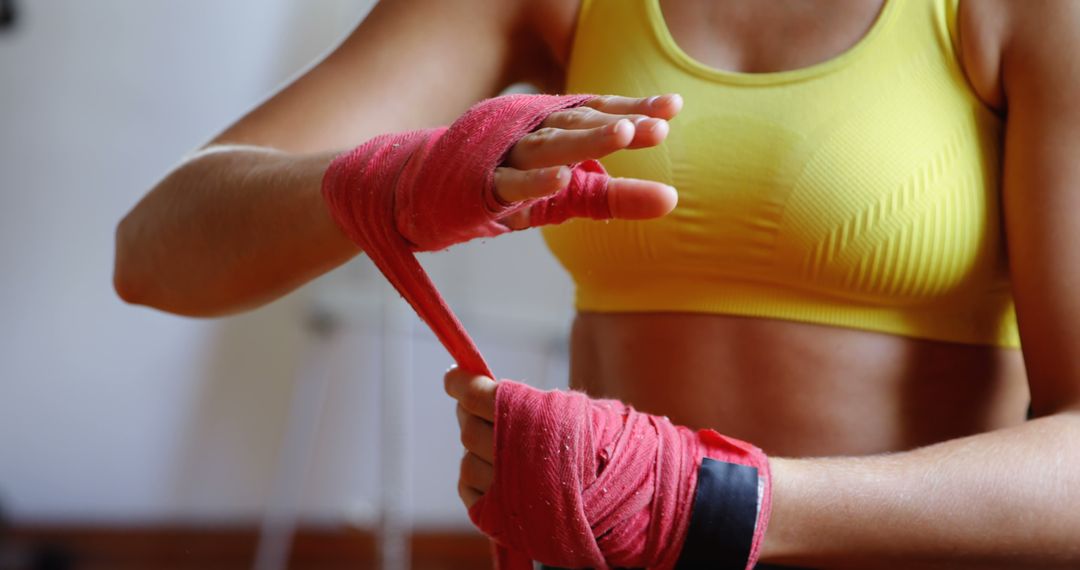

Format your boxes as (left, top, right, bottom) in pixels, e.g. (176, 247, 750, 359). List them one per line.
(0, 499, 74, 570)
(31, 544, 74, 570)
(0, 0, 15, 30)
(7, 525, 492, 570)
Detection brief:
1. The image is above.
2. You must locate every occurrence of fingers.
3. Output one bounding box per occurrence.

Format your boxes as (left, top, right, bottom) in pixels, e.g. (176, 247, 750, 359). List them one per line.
(458, 478, 482, 510)
(582, 93, 683, 120)
(539, 107, 669, 151)
(508, 177, 678, 229)
(493, 93, 683, 213)
(459, 451, 494, 495)
(493, 162, 678, 223)
(508, 92, 684, 172)
(493, 165, 570, 205)
(447, 366, 497, 510)
(541, 106, 651, 131)
(606, 177, 679, 219)
(505, 119, 636, 171)
(497, 208, 531, 231)
(444, 367, 496, 422)
(501, 175, 679, 229)
(456, 404, 495, 464)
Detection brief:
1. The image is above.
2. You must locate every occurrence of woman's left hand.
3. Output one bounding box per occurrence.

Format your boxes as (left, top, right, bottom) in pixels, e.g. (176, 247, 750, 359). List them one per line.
(444, 367, 498, 509)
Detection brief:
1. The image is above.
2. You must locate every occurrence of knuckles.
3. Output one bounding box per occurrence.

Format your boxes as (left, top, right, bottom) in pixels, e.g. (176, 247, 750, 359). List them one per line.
(564, 107, 598, 127)
(590, 95, 613, 107)
(459, 419, 474, 449)
(462, 379, 490, 413)
(523, 127, 558, 147)
(459, 452, 492, 496)
(458, 453, 471, 481)
(443, 369, 460, 397)
(457, 479, 472, 507)
(464, 390, 485, 415)
(458, 412, 486, 454)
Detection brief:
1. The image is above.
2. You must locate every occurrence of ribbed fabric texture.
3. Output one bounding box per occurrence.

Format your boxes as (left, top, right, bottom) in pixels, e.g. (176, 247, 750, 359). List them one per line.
(543, 0, 1019, 347)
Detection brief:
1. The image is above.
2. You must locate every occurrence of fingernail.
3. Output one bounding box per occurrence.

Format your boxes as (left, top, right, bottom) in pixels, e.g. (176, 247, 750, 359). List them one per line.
(607, 118, 629, 135)
(641, 118, 664, 132)
(651, 93, 680, 108)
(648, 95, 665, 108)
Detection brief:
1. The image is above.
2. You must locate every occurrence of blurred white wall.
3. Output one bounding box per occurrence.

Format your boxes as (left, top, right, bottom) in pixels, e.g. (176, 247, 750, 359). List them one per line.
(0, 0, 575, 528)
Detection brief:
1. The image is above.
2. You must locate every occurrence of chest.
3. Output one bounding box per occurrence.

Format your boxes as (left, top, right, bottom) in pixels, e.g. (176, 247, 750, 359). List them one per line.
(535, 0, 1001, 109)
(542, 0, 1010, 308)
(653, 0, 884, 74)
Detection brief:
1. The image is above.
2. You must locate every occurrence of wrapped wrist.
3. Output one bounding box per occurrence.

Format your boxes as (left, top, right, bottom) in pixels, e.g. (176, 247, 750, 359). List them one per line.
(470, 380, 772, 570)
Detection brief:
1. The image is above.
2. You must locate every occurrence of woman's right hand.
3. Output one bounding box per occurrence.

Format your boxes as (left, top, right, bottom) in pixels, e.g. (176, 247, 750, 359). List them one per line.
(493, 93, 684, 230)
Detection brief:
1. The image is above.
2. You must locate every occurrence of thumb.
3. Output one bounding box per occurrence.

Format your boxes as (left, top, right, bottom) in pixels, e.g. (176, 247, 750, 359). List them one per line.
(603, 177, 679, 220)
(527, 160, 678, 227)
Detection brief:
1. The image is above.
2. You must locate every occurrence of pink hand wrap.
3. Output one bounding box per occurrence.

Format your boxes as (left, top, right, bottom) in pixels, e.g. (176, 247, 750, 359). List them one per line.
(321, 94, 772, 569)
(321, 94, 611, 375)
(470, 380, 771, 570)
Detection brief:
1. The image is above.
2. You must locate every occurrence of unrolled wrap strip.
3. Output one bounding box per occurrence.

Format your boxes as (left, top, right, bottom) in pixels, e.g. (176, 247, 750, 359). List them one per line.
(321, 93, 772, 570)
(321, 93, 613, 568)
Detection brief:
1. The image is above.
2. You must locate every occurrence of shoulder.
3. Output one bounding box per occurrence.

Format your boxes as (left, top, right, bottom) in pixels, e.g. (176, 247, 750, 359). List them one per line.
(997, 1, 1080, 93)
(957, 0, 1080, 113)
(955, 0, 1009, 111)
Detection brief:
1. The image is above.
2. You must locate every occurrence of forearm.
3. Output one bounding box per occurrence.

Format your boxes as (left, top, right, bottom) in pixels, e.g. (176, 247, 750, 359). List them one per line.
(762, 411, 1080, 569)
(114, 145, 356, 316)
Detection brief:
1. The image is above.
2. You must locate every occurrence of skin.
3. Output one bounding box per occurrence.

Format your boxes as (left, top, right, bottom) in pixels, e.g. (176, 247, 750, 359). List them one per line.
(447, 1, 1080, 568)
(114, 0, 1080, 567)
(114, 0, 679, 316)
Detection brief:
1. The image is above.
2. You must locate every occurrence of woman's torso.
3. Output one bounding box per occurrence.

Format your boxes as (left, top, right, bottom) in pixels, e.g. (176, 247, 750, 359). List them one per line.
(528, 0, 1029, 457)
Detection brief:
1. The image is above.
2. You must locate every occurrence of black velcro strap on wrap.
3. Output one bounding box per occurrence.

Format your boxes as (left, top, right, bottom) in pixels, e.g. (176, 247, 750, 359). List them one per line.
(674, 458, 760, 569)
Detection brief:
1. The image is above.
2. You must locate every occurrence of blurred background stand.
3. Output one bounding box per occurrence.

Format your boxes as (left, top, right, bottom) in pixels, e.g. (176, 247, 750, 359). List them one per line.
(254, 273, 417, 570)
(0, 0, 16, 30)
(253, 307, 342, 570)
(0, 1, 574, 568)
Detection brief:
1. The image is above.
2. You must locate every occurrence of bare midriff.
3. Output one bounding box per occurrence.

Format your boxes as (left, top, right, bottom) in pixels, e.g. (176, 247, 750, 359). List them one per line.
(568, 313, 1030, 457)
(530, 0, 1026, 458)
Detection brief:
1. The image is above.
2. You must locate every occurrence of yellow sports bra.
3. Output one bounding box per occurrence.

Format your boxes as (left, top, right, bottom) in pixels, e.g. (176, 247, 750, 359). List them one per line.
(541, 0, 1020, 348)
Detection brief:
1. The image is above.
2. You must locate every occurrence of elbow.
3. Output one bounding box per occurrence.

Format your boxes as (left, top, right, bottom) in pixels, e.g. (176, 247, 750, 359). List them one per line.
(113, 265, 146, 307)
(113, 271, 142, 306)
(112, 213, 237, 318)
(113, 213, 150, 306)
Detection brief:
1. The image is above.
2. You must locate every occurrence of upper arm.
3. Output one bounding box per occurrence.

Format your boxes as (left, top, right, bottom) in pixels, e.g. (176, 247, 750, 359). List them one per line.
(999, 3, 1080, 414)
(521, 0, 586, 91)
(208, 0, 538, 153)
